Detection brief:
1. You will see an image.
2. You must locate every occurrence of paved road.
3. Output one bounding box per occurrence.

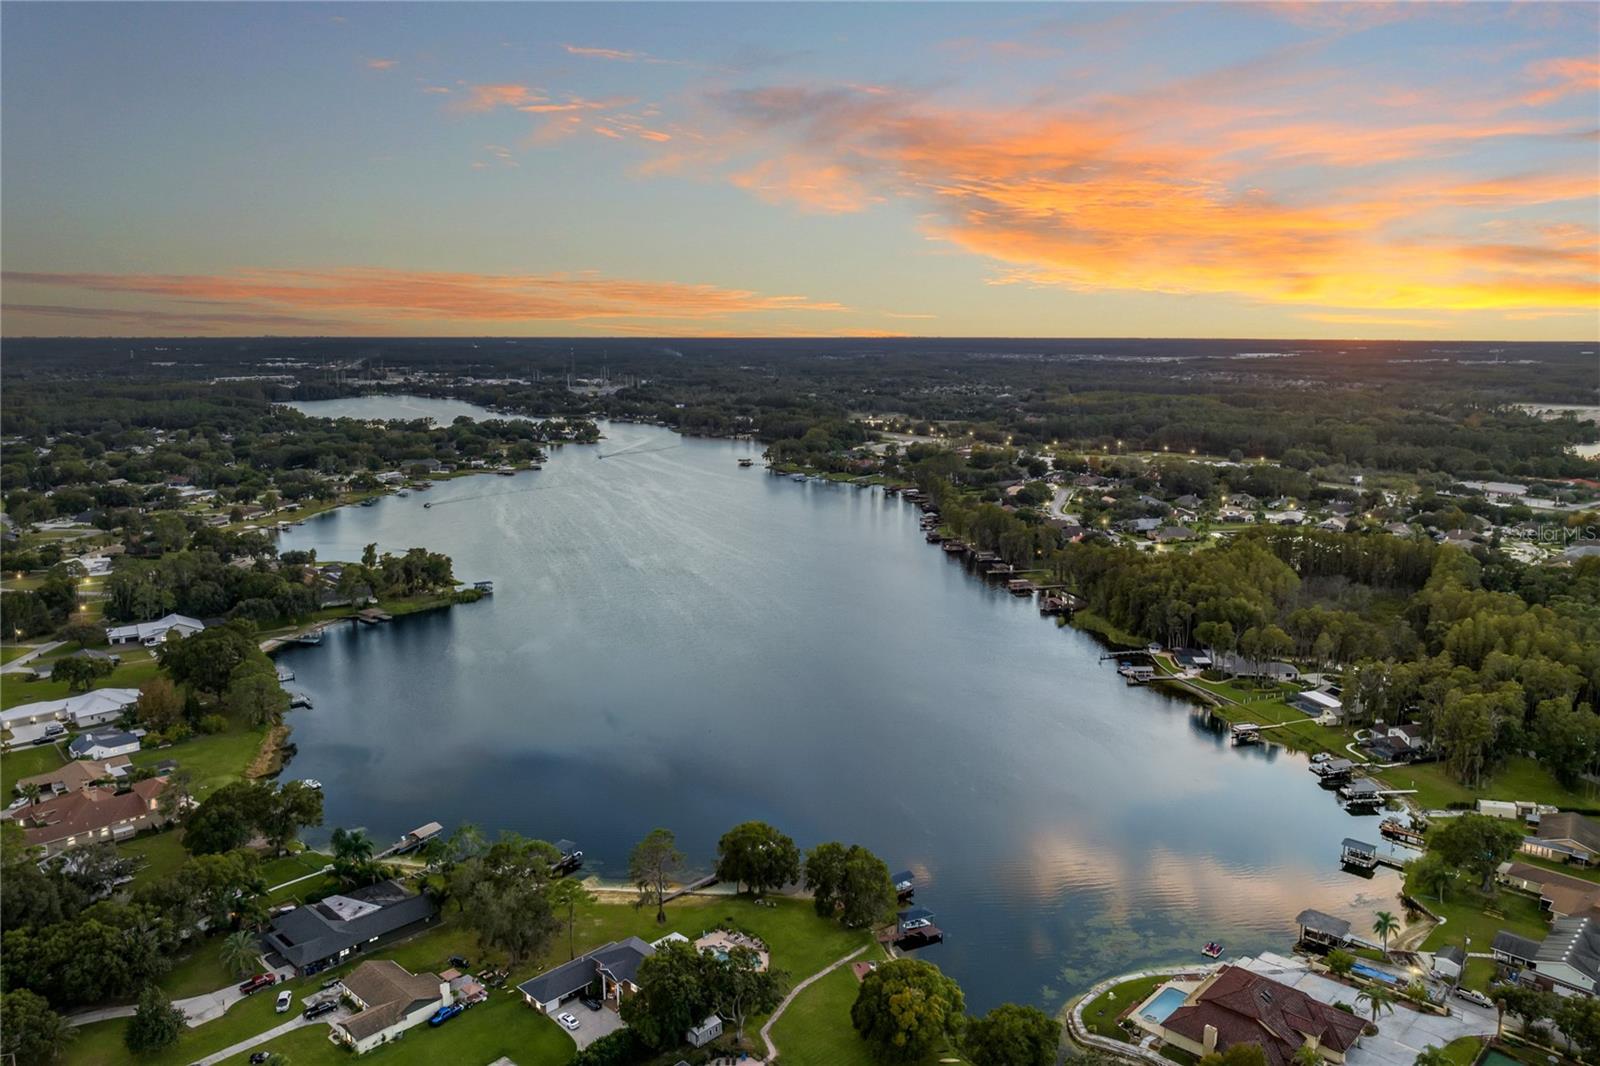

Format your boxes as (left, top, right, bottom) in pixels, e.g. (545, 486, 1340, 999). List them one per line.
(1, 641, 62, 675)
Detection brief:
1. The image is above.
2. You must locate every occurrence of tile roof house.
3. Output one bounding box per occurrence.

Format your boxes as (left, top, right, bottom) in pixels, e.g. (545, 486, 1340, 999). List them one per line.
(331, 959, 450, 1054)
(517, 936, 656, 1015)
(1158, 965, 1367, 1066)
(1525, 812, 1600, 867)
(7, 777, 168, 855)
(261, 880, 439, 975)
(13, 755, 131, 796)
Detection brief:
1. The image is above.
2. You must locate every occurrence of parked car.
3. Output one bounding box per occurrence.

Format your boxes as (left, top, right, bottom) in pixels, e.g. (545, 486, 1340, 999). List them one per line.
(581, 996, 603, 1011)
(1455, 987, 1494, 1008)
(557, 1011, 581, 1031)
(250, 1054, 271, 1065)
(449, 955, 471, 969)
(275, 989, 293, 1013)
(238, 973, 277, 995)
(428, 1003, 465, 1027)
(303, 999, 339, 1020)
(320, 976, 342, 990)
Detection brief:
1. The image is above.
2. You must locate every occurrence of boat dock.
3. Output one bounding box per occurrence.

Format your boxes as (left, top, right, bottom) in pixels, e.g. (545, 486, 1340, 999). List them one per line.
(1380, 818, 1427, 848)
(355, 608, 393, 625)
(1340, 838, 1379, 870)
(288, 692, 312, 709)
(380, 821, 444, 858)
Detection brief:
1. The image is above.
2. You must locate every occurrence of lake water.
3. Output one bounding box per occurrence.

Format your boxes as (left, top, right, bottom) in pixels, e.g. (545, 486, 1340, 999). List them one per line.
(279, 394, 1402, 1011)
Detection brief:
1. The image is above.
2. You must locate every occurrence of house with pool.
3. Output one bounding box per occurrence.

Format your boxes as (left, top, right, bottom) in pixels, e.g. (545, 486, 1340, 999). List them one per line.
(1130, 965, 1366, 1066)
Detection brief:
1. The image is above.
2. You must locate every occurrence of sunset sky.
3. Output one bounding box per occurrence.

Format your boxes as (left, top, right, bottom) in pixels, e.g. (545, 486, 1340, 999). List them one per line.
(2, 2, 1597, 339)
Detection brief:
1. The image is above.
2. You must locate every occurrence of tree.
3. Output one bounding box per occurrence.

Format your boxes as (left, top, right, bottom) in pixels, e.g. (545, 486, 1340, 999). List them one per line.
(124, 985, 185, 1053)
(61, 621, 105, 649)
(19, 781, 42, 806)
(51, 654, 112, 692)
(1291, 1045, 1325, 1066)
(1371, 911, 1399, 953)
(1355, 985, 1394, 1024)
(158, 621, 260, 697)
(1, 989, 73, 1064)
(136, 676, 184, 732)
(707, 944, 784, 1045)
(963, 1002, 1060, 1066)
(629, 828, 683, 924)
(618, 939, 714, 1049)
(1412, 1048, 1451, 1066)
(226, 660, 290, 728)
(1407, 852, 1455, 904)
(805, 841, 896, 928)
(715, 821, 800, 896)
(1429, 814, 1526, 891)
(1324, 950, 1355, 977)
(851, 958, 965, 1063)
(182, 781, 271, 855)
(259, 781, 323, 856)
(220, 929, 260, 978)
(450, 834, 561, 966)
(1555, 994, 1600, 1059)
(547, 876, 594, 962)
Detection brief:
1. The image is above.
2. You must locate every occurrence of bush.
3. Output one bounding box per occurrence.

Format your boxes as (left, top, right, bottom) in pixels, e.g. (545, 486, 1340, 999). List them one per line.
(571, 1027, 650, 1066)
(197, 714, 228, 735)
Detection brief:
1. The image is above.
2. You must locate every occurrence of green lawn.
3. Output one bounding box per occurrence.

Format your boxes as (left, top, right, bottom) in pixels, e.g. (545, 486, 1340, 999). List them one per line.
(1439, 1036, 1487, 1065)
(1080, 973, 1169, 1042)
(60, 891, 876, 1066)
(122, 830, 190, 886)
(1070, 610, 1146, 649)
(1, 659, 162, 709)
(131, 723, 268, 796)
(767, 952, 965, 1066)
(160, 939, 239, 1000)
(0, 643, 36, 663)
(1419, 887, 1549, 991)
(259, 850, 331, 888)
(1377, 756, 1600, 813)
(1, 741, 67, 794)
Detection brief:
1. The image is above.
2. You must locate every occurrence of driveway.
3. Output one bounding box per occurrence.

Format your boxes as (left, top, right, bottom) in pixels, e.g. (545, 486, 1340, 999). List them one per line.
(1236, 954, 1496, 1066)
(189, 992, 349, 1066)
(0, 641, 62, 674)
(560, 1003, 626, 1049)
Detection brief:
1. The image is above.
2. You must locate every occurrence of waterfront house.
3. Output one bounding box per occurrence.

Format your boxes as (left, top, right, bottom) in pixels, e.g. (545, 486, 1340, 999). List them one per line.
(1289, 690, 1342, 720)
(261, 880, 438, 975)
(517, 936, 656, 1014)
(7, 777, 168, 855)
(1496, 861, 1600, 919)
(107, 612, 204, 647)
(1147, 965, 1366, 1066)
(13, 755, 131, 796)
(330, 960, 451, 1054)
(1523, 812, 1600, 867)
(68, 729, 141, 760)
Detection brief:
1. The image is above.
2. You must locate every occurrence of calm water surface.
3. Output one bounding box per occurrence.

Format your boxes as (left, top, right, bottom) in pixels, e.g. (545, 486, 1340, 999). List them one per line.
(279, 395, 1402, 1011)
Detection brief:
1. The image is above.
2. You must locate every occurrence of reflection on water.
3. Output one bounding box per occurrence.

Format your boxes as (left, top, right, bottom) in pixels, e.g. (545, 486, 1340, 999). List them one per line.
(278, 396, 1403, 1011)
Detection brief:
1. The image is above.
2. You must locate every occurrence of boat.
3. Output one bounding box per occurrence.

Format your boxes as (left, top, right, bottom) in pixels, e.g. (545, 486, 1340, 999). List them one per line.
(300, 779, 322, 790)
(423, 502, 432, 509)
(551, 839, 584, 875)
(360, 498, 376, 507)
(1201, 942, 1224, 959)
(790, 474, 807, 482)
(738, 458, 754, 467)
(397, 490, 409, 498)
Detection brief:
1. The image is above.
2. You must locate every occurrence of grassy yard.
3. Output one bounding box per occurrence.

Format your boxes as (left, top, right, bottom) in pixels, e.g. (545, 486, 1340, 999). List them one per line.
(1, 740, 67, 794)
(122, 830, 190, 886)
(1080, 972, 1170, 1042)
(1, 658, 162, 709)
(1070, 610, 1146, 649)
(1439, 1036, 1487, 1065)
(1376, 757, 1600, 813)
(160, 939, 240, 1000)
(1419, 886, 1549, 991)
(59, 891, 875, 1066)
(131, 723, 269, 796)
(766, 950, 962, 1066)
(0, 643, 36, 663)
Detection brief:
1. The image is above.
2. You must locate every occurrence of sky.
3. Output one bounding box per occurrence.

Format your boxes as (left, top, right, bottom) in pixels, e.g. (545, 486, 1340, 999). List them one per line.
(1, 2, 1597, 340)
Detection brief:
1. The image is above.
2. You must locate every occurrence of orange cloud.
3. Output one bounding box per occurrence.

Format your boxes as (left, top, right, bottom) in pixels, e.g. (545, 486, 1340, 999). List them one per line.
(1522, 56, 1600, 106)
(365, 58, 398, 70)
(564, 44, 641, 62)
(2, 268, 850, 326)
(457, 83, 541, 112)
(684, 82, 1598, 316)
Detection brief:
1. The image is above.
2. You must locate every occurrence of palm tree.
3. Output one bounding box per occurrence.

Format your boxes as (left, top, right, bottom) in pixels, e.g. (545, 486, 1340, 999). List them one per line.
(1372, 911, 1400, 954)
(1413, 1047, 1451, 1066)
(1356, 986, 1395, 1024)
(330, 827, 374, 864)
(220, 929, 259, 979)
(547, 877, 594, 961)
(19, 782, 41, 806)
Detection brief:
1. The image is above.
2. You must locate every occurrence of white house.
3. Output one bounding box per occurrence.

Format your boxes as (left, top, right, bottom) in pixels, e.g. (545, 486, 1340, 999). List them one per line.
(331, 960, 451, 1054)
(1, 688, 140, 734)
(1289, 690, 1343, 720)
(107, 613, 204, 647)
(686, 1015, 724, 1048)
(68, 729, 142, 760)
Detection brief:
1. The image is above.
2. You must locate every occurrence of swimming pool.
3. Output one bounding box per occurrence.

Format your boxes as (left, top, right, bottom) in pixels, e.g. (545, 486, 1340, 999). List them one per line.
(1351, 962, 1403, 986)
(1139, 986, 1190, 1024)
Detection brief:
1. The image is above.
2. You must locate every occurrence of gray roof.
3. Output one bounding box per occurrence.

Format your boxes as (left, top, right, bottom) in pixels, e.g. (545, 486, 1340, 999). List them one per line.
(1341, 838, 1376, 854)
(1536, 916, 1600, 987)
(1492, 930, 1541, 962)
(68, 729, 138, 755)
(1435, 944, 1466, 965)
(1296, 909, 1351, 938)
(516, 936, 655, 1005)
(261, 880, 436, 967)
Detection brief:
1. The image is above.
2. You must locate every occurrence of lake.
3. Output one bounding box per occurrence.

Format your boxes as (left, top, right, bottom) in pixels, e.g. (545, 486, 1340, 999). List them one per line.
(278, 394, 1402, 1011)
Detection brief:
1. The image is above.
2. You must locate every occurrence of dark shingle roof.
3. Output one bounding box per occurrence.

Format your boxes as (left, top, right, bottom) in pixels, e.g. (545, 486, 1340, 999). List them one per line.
(262, 881, 436, 967)
(1492, 930, 1541, 961)
(516, 936, 654, 1005)
(1295, 909, 1351, 938)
